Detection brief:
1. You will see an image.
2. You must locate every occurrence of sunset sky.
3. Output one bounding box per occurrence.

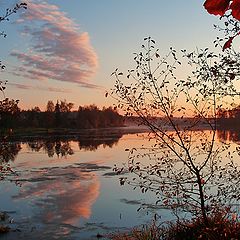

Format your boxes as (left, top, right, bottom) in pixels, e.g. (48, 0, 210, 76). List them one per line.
(0, 0, 230, 110)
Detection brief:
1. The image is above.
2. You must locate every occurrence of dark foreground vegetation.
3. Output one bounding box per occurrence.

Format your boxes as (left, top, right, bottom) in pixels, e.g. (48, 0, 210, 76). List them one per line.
(110, 208, 240, 240)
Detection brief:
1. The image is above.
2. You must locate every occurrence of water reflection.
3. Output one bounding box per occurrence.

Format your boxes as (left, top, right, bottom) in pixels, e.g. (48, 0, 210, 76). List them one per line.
(0, 131, 125, 238)
(13, 166, 100, 225)
(0, 141, 21, 163)
(4, 130, 239, 162)
(217, 130, 240, 143)
(78, 135, 120, 151)
(18, 131, 124, 157)
(7, 130, 237, 239)
(27, 140, 74, 157)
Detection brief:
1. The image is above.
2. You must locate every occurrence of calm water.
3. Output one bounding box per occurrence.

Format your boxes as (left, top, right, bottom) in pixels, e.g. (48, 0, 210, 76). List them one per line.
(0, 129, 239, 239)
(0, 130, 170, 240)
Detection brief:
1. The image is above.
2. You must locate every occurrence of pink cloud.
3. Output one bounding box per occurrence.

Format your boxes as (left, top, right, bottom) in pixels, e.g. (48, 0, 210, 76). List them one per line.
(12, 1, 99, 88)
(8, 82, 71, 93)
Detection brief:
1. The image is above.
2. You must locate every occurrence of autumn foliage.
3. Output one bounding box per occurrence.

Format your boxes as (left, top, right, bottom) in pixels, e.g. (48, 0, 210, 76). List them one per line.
(204, 0, 240, 50)
(110, 206, 240, 240)
(204, 0, 240, 20)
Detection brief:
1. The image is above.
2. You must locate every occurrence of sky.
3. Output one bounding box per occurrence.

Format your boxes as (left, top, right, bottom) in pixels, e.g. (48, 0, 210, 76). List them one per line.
(0, 0, 229, 110)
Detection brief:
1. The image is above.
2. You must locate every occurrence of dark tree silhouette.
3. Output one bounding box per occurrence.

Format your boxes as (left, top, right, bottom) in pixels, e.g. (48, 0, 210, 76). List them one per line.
(0, 3, 27, 133)
(0, 98, 20, 131)
(0, 3, 27, 96)
(46, 100, 54, 112)
(54, 100, 61, 127)
(0, 2, 27, 183)
(2, 99, 124, 131)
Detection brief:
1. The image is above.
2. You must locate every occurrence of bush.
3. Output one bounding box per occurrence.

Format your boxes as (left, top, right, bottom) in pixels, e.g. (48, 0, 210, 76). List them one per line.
(110, 208, 240, 240)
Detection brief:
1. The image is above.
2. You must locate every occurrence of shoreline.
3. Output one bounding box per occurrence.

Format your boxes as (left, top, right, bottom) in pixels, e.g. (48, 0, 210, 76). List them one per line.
(0, 123, 235, 141)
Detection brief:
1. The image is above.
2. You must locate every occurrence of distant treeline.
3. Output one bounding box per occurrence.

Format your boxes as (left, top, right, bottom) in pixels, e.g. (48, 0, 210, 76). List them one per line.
(217, 105, 240, 129)
(0, 99, 124, 130)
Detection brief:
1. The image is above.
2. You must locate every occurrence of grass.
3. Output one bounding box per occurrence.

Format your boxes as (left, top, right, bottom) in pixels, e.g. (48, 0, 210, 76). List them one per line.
(110, 223, 161, 240)
(109, 208, 240, 240)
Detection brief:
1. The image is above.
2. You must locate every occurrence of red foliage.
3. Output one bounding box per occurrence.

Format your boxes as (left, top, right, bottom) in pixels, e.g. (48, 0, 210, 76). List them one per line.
(204, 0, 240, 50)
(204, 0, 230, 16)
(231, 0, 240, 20)
(204, 0, 240, 21)
(223, 32, 240, 51)
(223, 36, 235, 50)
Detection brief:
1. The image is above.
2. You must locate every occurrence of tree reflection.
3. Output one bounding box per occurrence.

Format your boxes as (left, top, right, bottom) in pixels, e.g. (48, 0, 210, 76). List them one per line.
(27, 139, 74, 157)
(77, 134, 121, 151)
(0, 141, 21, 181)
(0, 141, 21, 163)
(217, 130, 240, 143)
(1, 130, 123, 161)
(54, 141, 74, 157)
(24, 131, 123, 155)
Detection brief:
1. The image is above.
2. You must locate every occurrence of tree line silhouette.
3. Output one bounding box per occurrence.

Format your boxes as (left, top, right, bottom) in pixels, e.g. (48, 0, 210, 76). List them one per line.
(0, 99, 124, 131)
(217, 104, 240, 129)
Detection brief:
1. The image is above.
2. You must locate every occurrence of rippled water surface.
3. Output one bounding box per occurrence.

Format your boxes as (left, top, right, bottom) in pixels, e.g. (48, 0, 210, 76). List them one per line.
(1, 129, 239, 239)
(0, 130, 167, 240)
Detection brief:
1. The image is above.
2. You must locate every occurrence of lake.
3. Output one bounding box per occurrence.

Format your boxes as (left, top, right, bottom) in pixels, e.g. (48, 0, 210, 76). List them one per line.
(0, 128, 239, 239)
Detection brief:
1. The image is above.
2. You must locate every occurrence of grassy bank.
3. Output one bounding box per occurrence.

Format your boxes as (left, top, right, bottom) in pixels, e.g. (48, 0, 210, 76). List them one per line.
(109, 209, 240, 240)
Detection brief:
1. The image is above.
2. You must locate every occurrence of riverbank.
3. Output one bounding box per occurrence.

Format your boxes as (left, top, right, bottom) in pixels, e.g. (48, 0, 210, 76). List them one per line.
(109, 208, 240, 240)
(0, 121, 224, 142)
(0, 125, 150, 141)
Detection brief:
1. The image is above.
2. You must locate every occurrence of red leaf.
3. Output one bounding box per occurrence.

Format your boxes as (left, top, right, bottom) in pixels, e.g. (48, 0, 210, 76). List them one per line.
(223, 36, 235, 50)
(230, 0, 240, 20)
(204, 0, 230, 16)
(222, 31, 240, 50)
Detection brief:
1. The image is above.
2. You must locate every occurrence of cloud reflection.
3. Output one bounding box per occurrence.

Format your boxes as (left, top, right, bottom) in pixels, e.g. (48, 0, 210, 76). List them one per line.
(14, 166, 100, 225)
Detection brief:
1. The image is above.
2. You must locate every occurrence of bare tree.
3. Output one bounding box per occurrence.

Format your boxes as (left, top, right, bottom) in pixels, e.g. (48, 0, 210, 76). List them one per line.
(111, 36, 240, 225)
(0, 2, 27, 183)
(0, 2, 27, 97)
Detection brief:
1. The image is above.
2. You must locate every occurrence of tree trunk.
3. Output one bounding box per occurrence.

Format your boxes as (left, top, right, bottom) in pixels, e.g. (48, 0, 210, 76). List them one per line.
(196, 171, 209, 226)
